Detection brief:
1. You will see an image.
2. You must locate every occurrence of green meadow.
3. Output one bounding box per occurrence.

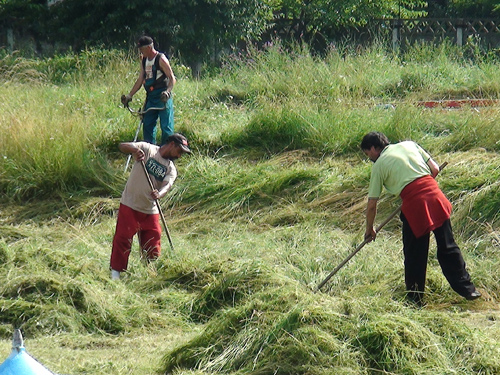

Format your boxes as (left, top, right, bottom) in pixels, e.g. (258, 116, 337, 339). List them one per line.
(0, 42, 499, 374)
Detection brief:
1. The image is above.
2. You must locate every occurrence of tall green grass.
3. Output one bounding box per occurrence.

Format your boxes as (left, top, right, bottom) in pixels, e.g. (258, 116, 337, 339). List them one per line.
(2, 43, 500, 200)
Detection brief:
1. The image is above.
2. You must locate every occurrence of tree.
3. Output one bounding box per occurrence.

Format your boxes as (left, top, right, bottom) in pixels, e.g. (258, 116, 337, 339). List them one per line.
(269, 0, 427, 49)
(47, 0, 275, 76)
(0, 0, 50, 53)
(449, 0, 500, 17)
(48, 0, 151, 50)
(426, 0, 500, 17)
(9, 0, 497, 71)
(165, 0, 276, 76)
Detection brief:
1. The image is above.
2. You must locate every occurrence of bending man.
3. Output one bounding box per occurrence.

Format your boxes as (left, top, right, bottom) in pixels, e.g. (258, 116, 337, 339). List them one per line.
(123, 35, 176, 145)
(110, 133, 191, 279)
(361, 131, 481, 305)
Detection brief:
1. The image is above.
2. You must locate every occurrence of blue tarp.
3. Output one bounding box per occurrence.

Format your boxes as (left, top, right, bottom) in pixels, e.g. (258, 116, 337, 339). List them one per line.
(0, 347, 56, 375)
(0, 330, 56, 375)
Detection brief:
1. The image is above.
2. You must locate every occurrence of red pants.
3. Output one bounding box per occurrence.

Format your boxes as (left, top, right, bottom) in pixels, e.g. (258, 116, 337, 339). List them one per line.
(110, 204, 161, 272)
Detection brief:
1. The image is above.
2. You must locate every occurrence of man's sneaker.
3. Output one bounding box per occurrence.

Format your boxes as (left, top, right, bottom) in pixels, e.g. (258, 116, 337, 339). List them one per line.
(465, 290, 482, 300)
(111, 269, 121, 280)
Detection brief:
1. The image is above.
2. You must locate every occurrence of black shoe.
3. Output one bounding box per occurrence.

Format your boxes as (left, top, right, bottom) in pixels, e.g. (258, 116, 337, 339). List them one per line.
(465, 290, 482, 300)
(405, 290, 424, 307)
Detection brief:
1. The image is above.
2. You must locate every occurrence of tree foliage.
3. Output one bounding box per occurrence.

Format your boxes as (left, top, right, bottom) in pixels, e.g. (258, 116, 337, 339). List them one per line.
(426, 0, 500, 17)
(271, 0, 427, 47)
(0, 0, 49, 48)
(165, 0, 275, 68)
(0, 0, 497, 68)
(36, 0, 275, 73)
(449, 0, 500, 17)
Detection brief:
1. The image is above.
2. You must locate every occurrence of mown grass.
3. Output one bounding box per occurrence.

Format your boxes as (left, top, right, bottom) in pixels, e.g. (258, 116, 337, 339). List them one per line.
(0, 41, 499, 375)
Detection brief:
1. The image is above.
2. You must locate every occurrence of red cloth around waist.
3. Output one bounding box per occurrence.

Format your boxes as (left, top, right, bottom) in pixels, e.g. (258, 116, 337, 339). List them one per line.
(400, 175, 452, 238)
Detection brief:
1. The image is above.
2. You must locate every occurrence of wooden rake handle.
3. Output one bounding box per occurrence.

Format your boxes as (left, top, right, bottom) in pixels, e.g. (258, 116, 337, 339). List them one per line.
(141, 160, 175, 252)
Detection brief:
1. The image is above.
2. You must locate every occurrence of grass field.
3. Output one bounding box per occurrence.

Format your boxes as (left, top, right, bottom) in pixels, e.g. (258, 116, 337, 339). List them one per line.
(0, 42, 499, 374)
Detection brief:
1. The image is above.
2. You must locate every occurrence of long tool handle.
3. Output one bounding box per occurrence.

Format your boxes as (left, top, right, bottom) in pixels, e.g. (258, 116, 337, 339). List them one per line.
(141, 160, 175, 252)
(123, 99, 148, 173)
(314, 206, 400, 292)
(124, 119, 143, 173)
(315, 162, 448, 292)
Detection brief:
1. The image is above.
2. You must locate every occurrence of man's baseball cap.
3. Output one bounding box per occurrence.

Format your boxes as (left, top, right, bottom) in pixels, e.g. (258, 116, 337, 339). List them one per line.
(137, 36, 154, 48)
(168, 133, 191, 154)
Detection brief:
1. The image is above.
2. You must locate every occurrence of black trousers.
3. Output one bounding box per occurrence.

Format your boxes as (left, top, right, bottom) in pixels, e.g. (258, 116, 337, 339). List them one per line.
(400, 213, 476, 303)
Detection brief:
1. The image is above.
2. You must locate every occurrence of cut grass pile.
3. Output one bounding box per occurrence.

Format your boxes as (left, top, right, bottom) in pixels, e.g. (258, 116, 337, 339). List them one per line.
(2, 199, 499, 374)
(160, 258, 500, 375)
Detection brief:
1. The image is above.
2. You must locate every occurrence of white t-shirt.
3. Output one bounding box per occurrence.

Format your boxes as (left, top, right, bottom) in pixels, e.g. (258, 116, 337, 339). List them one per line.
(121, 142, 177, 214)
(144, 54, 165, 81)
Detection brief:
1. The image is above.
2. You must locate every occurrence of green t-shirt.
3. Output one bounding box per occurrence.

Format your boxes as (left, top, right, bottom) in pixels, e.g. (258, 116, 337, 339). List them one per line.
(368, 141, 431, 198)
